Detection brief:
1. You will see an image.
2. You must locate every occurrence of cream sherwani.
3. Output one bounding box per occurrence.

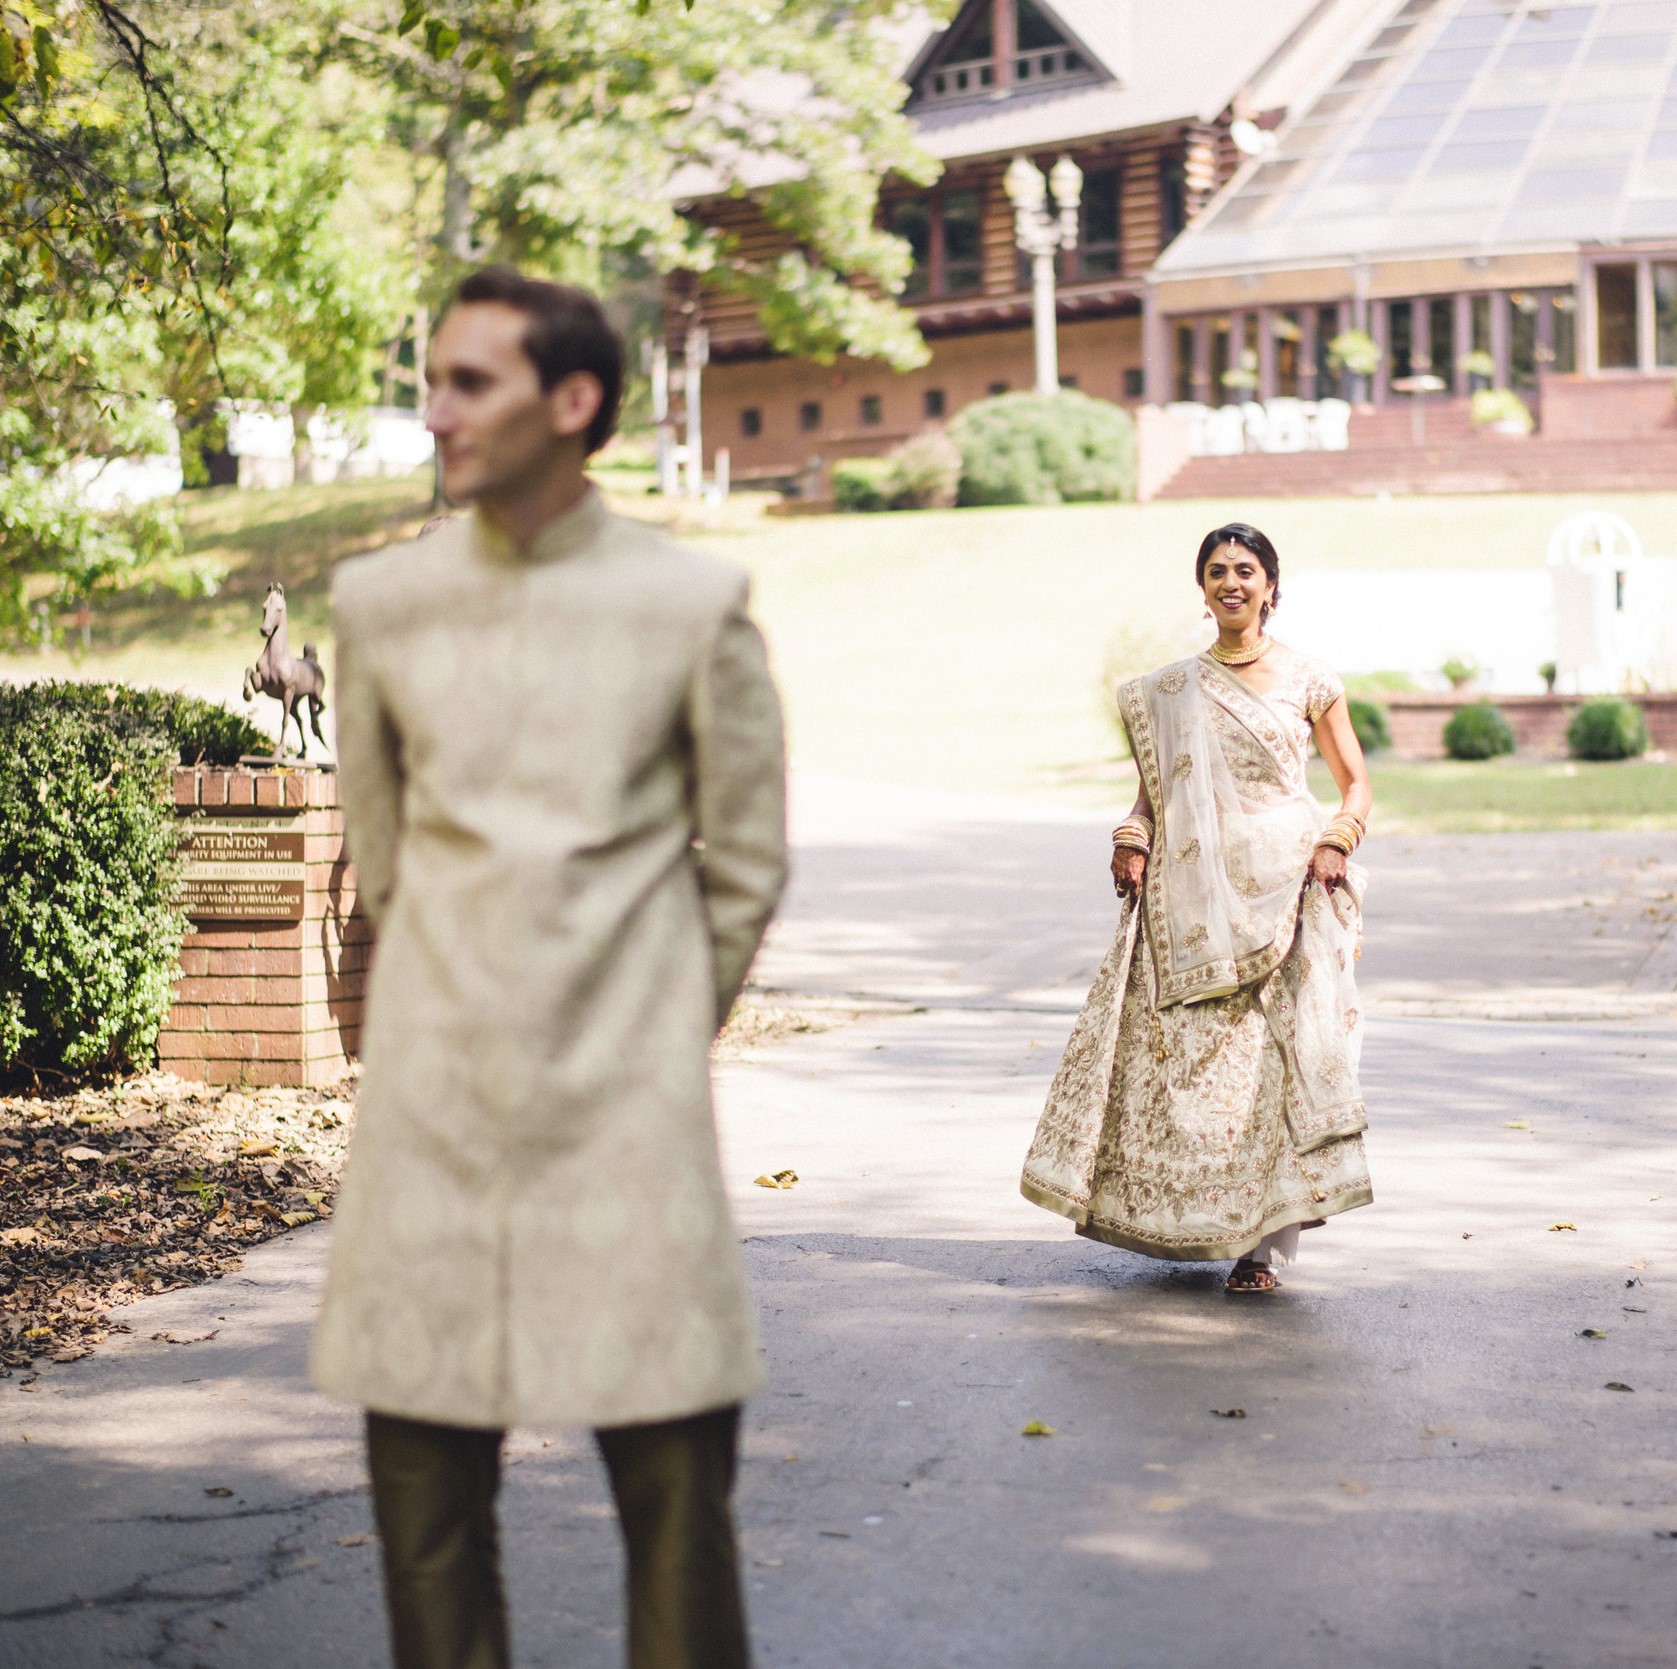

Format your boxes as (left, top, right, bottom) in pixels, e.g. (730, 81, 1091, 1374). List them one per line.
(310, 490, 787, 1431)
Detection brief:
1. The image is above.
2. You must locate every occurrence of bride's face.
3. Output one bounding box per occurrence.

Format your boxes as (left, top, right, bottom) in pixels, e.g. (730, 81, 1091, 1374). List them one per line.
(1202, 544, 1274, 631)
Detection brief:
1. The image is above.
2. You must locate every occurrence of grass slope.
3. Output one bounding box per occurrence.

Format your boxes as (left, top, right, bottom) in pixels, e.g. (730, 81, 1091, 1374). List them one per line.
(5, 480, 1675, 826)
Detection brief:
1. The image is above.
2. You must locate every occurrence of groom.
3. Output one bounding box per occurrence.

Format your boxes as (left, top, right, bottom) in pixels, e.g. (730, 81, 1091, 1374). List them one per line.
(312, 266, 787, 1669)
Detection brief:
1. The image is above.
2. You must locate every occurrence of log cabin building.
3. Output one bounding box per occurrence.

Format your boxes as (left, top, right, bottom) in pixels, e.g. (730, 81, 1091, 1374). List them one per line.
(669, 0, 1370, 487)
(673, 0, 1677, 496)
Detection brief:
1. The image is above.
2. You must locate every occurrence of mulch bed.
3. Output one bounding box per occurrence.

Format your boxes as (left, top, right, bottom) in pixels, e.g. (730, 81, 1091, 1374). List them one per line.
(0, 999, 852, 1382)
(1, 1071, 355, 1379)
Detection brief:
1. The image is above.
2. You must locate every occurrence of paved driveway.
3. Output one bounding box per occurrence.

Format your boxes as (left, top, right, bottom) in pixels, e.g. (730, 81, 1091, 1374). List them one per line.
(2, 776, 1672, 1668)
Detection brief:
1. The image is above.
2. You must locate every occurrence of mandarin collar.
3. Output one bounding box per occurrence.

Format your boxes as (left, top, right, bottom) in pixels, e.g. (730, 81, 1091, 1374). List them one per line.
(472, 486, 607, 567)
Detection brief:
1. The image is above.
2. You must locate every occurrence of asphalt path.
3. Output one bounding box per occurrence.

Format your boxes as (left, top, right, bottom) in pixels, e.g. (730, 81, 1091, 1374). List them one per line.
(2, 776, 1673, 1668)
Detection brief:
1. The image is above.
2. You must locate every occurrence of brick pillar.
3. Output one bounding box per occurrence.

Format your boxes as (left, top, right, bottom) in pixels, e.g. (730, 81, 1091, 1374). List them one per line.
(159, 764, 369, 1088)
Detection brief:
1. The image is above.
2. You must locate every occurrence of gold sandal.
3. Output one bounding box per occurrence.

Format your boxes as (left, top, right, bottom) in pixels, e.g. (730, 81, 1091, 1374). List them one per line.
(1224, 1258, 1280, 1295)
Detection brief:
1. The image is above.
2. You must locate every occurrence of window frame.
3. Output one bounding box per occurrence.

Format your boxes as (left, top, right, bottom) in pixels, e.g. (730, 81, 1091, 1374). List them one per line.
(1580, 250, 1677, 374)
(883, 182, 987, 299)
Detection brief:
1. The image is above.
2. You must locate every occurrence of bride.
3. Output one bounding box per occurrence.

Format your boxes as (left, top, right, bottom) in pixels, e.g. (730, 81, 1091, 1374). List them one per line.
(1021, 523, 1374, 1293)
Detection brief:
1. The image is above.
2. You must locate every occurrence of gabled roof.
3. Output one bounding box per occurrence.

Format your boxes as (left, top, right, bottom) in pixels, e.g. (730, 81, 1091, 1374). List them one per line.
(906, 0, 1339, 161)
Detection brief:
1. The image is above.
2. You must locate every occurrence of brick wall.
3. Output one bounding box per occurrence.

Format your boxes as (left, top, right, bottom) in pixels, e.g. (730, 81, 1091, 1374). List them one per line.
(159, 765, 368, 1087)
(1383, 692, 1677, 759)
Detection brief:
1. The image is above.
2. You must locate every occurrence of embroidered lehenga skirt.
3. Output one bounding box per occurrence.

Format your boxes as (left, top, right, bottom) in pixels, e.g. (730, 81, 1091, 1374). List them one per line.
(1021, 649, 1373, 1262)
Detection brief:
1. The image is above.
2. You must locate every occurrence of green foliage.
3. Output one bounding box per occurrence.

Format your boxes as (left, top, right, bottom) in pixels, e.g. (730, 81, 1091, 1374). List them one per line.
(1566, 698, 1648, 762)
(1442, 701, 1515, 761)
(20, 681, 268, 766)
(1441, 655, 1479, 687)
(0, 685, 186, 1077)
(832, 458, 893, 513)
(882, 430, 962, 510)
(1327, 331, 1380, 378)
(949, 392, 1137, 507)
(1470, 389, 1533, 432)
(1346, 697, 1391, 754)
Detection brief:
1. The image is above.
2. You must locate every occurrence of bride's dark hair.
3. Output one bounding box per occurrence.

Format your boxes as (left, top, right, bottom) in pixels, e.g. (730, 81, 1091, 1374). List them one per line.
(1196, 523, 1281, 619)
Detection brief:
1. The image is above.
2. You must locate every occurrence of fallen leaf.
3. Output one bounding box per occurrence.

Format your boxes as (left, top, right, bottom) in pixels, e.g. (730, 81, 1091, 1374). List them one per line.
(60, 1146, 103, 1164)
(335, 1532, 374, 1547)
(1605, 1382, 1635, 1393)
(204, 1486, 233, 1498)
(1422, 1424, 1456, 1439)
(753, 1170, 798, 1190)
(1503, 1120, 1530, 1130)
(1210, 1408, 1247, 1419)
(1579, 1328, 1607, 1339)
(1548, 1222, 1577, 1233)
(1020, 1420, 1056, 1437)
(1146, 1495, 1188, 1512)
(781, 1454, 799, 1463)
(278, 1211, 316, 1227)
(0, 1227, 38, 1245)
(754, 1558, 784, 1568)
(151, 1329, 219, 1345)
(1625, 1306, 1647, 1314)
(1461, 1232, 1473, 1239)
(817, 1530, 850, 1539)
(1339, 1481, 1370, 1495)
(239, 1141, 276, 1157)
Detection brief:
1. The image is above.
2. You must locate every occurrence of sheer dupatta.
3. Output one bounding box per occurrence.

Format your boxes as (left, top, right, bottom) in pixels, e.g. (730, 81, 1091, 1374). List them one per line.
(1115, 654, 1367, 1152)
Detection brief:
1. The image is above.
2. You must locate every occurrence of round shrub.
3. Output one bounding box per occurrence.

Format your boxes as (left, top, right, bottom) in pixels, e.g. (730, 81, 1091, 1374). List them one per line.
(948, 390, 1137, 507)
(832, 457, 892, 513)
(1566, 698, 1648, 761)
(1347, 697, 1391, 755)
(0, 691, 185, 1077)
(884, 430, 962, 510)
(1442, 701, 1515, 761)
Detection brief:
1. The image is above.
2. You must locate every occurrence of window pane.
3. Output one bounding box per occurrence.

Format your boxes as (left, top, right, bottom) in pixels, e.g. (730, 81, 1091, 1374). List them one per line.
(1428, 297, 1455, 381)
(1275, 311, 1302, 396)
(1210, 317, 1230, 406)
(1079, 168, 1121, 276)
(1596, 264, 1639, 369)
(1314, 305, 1339, 396)
(799, 401, 822, 432)
(1389, 300, 1415, 381)
(890, 199, 931, 299)
(1656, 265, 1677, 367)
(1550, 292, 1577, 374)
(1174, 322, 1196, 402)
(941, 189, 982, 294)
(1510, 292, 1538, 389)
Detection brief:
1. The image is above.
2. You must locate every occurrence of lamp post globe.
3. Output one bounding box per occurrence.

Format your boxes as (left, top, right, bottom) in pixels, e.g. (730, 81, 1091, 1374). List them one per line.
(1006, 153, 1081, 396)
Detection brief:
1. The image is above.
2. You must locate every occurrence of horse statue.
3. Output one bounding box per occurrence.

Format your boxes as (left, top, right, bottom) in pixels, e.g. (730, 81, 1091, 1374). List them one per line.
(242, 582, 327, 758)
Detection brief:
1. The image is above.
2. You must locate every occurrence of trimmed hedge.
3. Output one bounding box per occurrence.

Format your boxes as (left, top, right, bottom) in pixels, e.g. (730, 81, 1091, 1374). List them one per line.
(16, 680, 267, 766)
(1567, 698, 1648, 761)
(832, 457, 893, 513)
(948, 390, 1137, 507)
(1442, 701, 1515, 761)
(0, 683, 262, 1078)
(1347, 697, 1391, 755)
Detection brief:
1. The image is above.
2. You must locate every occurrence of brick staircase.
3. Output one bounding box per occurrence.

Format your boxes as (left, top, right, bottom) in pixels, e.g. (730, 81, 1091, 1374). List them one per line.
(1154, 401, 1677, 499)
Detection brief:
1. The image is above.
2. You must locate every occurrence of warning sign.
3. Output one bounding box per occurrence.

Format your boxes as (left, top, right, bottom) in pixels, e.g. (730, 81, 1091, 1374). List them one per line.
(178, 816, 306, 921)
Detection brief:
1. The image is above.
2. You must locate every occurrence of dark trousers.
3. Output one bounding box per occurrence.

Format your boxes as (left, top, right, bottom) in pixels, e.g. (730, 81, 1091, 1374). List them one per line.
(366, 1404, 749, 1669)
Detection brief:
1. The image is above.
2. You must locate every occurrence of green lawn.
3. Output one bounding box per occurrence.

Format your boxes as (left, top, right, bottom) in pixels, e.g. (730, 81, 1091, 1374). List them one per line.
(6, 479, 1676, 828)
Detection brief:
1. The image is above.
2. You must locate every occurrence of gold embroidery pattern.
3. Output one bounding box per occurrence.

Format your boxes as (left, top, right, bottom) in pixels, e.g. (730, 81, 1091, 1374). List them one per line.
(1158, 668, 1187, 694)
(1234, 872, 1263, 899)
(1020, 913, 1373, 1260)
(1172, 751, 1194, 780)
(1182, 923, 1210, 952)
(1175, 839, 1201, 866)
(1345, 1008, 1360, 1030)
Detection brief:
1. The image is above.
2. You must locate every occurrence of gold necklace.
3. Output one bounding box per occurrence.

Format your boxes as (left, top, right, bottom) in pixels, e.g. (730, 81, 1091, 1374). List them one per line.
(1207, 636, 1273, 667)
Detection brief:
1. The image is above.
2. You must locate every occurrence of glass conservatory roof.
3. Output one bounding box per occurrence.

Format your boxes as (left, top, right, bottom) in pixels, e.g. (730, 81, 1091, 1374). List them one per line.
(1155, 0, 1677, 276)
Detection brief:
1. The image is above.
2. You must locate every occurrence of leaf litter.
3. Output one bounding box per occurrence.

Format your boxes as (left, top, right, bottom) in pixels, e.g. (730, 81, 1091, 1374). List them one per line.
(1, 1069, 355, 1375)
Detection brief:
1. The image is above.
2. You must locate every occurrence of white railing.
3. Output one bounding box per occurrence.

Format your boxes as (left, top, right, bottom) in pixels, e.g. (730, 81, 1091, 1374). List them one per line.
(1166, 398, 1352, 456)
